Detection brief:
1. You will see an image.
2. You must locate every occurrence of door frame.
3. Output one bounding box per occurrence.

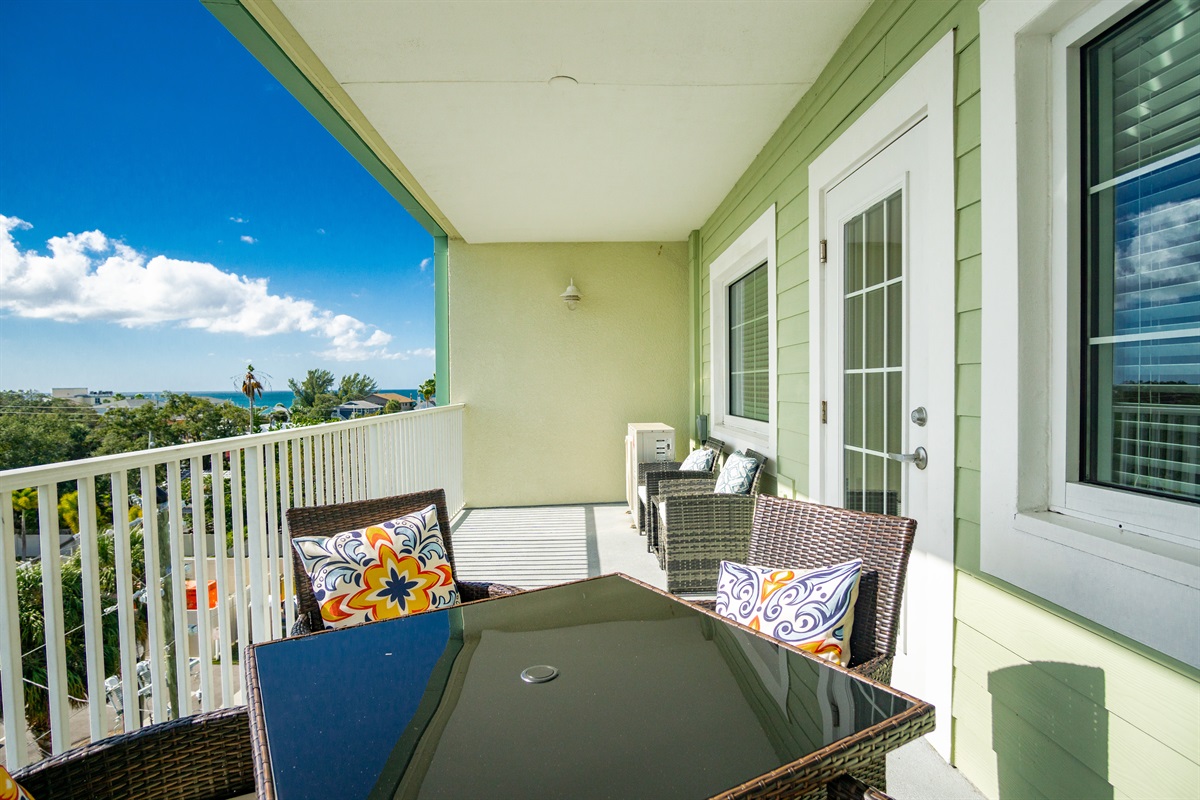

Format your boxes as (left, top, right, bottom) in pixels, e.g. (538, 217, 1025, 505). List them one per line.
(806, 31, 957, 757)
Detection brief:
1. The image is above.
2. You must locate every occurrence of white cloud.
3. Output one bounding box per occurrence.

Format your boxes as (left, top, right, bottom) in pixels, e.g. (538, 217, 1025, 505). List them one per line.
(316, 228, 326, 235)
(0, 215, 424, 362)
(230, 216, 247, 223)
(1115, 197, 1200, 311)
(240, 235, 257, 244)
(419, 257, 431, 272)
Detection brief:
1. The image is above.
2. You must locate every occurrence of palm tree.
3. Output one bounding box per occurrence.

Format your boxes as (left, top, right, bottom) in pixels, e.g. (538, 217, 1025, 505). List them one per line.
(240, 364, 265, 434)
(419, 376, 436, 403)
(13, 487, 37, 558)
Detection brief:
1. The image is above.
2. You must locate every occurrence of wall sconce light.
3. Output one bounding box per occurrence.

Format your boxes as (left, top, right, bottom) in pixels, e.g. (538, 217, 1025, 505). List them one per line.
(560, 278, 581, 310)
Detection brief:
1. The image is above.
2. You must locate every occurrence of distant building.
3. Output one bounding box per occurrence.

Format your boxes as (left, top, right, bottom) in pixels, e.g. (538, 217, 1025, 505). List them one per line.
(365, 392, 416, 411)
(332, 399, 382, 420)
(51, 387, 117, 406)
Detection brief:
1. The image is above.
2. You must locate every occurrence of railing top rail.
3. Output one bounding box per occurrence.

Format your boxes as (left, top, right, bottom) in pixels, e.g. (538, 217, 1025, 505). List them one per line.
(0, 403, 465, 491)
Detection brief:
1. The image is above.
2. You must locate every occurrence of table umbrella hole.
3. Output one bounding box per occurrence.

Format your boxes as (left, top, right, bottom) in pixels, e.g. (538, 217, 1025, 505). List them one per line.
(521, 665, 559, 684)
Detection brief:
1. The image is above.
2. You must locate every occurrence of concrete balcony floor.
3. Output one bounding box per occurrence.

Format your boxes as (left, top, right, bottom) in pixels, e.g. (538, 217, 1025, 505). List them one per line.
(452, 502, 985, 800)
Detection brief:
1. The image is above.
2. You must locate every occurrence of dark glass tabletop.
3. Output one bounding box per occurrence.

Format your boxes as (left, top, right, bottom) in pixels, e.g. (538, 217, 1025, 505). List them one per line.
(251, 575, 915, 800)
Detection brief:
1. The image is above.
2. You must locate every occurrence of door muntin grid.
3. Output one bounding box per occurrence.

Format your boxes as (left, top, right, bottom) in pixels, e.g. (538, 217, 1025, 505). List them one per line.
(844, 190, 903, 516)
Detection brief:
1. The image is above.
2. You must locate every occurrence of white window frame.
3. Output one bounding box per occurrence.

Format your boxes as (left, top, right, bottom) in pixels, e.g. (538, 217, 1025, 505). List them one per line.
(980, 0, 1200, 667)
(710, 205, 777, 462)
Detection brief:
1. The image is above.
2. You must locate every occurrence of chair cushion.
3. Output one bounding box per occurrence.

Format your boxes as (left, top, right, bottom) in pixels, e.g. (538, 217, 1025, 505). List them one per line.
(714, 559, 863, 666)
(292, 504, 459, 629)
(1, 765, 35, 800)
(637, 484, 648, 505)
(714, 451, 760, 494)
(679, 447, 716, 472)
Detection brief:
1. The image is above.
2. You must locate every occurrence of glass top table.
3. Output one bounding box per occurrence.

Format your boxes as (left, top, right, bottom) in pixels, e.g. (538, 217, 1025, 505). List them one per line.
(245, 574, 933, 799)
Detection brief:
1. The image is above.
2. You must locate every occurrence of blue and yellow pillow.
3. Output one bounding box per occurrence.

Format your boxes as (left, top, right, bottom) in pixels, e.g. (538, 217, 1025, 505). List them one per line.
(293, 504, 459, 629)
(715, 559, 862, 666)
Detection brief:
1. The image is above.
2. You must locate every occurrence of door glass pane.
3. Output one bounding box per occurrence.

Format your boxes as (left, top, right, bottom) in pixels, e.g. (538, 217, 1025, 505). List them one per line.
(843, 189, 904, 516)
(865, 202, 885, 287)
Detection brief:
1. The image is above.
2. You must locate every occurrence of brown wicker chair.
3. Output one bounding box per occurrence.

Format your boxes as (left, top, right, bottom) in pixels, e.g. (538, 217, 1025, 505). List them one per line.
(635, 436, 725, 536)
(695, 494, 917, 686)
(285, 489, 523, 636)
(11, 706, 253, 800)
(649, 449, 767, 579)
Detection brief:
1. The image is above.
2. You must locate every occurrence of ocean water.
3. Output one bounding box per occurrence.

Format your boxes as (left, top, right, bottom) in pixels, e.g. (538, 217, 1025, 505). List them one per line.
(124, 389, 421, 409)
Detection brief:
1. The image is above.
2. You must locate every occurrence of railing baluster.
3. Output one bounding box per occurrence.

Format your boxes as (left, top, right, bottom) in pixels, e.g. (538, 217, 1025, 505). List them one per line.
(211, 452, 233, 707)
(322, 432, 333, 505)
(139, 465, 168, 724)
(243, 446, 269, 643)
(165, 463, 190, 718)
(36, 482, 70, 753)
(189, 456, 214, 712)
(282, 440, 297, 633)
(303, 435, 315, 507)
(264, 443, 280, 640)
(76, 475, 106, 742)
(0, 490, 28, 770)
(229, 450, 248, 691)
(110, 471, 137, 732)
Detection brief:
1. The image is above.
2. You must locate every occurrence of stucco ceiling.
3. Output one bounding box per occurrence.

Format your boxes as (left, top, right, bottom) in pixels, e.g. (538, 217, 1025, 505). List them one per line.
(272, 0, 871, 243)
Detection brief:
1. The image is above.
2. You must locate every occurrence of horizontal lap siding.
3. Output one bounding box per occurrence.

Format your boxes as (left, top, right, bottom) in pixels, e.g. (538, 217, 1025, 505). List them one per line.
(693, 1, 1200, 798)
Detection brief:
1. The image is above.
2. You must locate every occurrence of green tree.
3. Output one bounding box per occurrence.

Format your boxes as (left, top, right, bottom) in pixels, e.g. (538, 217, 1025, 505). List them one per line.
(4, 524, 150, 754)
(12, 487, 38, 559)
(419, 376, 436, 403)
(0, 391, 98, 470)
(384, 399, 402, 414)
(287, 369, 338, 424)
(337, 372, 378, 402)
(240, 365, 265, 435)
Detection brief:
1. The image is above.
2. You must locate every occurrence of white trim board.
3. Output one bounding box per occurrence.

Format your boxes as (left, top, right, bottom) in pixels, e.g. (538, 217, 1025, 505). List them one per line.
(806, 32, 958, 758)
(979, 0, 1200, 667)
(708, 205, 778, 464)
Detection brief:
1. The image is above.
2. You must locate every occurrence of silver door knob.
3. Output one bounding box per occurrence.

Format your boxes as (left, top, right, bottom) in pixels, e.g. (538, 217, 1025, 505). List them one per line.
(887, 447, 928, 470)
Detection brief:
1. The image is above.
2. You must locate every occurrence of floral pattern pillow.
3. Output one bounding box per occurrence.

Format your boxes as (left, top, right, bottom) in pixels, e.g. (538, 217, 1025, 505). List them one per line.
(715, 559, 862, 666)
(293, 504, 459, 629)
(679, 447, 716, 472)
(1, 764, 35, 800)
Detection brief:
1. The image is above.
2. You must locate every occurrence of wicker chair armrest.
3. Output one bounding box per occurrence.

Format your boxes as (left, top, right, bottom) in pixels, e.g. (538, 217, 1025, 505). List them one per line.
(289, 609, 323, 637)
(849, 652, 894, 684)
(13, 706, 254, 800)
(647, 470, 713, 498)
(690, 598, 718, 612)
(637, 460, 682, 484)
(655, 476, 718, 497)
(458, 580, 523, 602)
(826, 774, 895, 800)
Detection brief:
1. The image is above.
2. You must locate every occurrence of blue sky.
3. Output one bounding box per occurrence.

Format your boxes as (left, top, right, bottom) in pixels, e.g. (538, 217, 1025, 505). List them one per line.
(0, 0, 434, 393)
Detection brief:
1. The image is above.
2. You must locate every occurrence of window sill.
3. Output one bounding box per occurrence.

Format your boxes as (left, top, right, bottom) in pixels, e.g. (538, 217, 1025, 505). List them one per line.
(981, 507, 1200, 667)
(712, 420, 773, 464)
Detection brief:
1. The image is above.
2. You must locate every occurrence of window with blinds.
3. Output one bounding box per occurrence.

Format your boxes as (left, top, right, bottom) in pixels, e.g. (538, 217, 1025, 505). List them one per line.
(728, 262, 769, 422)
(1081, 0, 1200, 503)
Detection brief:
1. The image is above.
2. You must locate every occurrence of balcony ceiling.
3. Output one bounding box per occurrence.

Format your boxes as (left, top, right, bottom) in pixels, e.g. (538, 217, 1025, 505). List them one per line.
(269, 0, 871, 243)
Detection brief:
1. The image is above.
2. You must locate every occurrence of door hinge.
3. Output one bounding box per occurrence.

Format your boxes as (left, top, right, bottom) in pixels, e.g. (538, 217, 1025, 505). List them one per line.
(821, 400, 827, 424)
(819, 239, 827, 263)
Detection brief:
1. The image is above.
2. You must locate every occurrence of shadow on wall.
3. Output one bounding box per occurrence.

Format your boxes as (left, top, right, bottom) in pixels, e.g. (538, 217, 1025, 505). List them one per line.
(989, 662, 1111, 799)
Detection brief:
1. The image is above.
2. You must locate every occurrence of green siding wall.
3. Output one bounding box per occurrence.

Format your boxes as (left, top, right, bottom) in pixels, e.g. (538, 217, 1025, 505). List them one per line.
(693, 1, 1200, 798)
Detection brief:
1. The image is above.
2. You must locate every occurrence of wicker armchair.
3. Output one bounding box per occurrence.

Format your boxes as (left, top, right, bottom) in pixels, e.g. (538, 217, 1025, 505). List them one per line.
(635, 436, 725, 536)
(12, 706, 253, 800)
(696, 494, 917, 686)
(651, 449, 767, 578)
(285, 489, 523, 636)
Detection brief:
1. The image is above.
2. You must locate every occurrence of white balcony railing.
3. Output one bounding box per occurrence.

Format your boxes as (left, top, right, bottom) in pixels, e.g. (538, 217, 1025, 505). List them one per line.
(0, 404, 464, 768)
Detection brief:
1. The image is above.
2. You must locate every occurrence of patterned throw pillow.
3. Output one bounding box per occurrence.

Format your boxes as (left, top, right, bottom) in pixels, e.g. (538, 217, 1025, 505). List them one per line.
(679, 447, 716, 472)
(1, 764, 35, 800)
(714, 559, 863, 666)
(293, 504, 459, 630)
(714, 450, 760, 494)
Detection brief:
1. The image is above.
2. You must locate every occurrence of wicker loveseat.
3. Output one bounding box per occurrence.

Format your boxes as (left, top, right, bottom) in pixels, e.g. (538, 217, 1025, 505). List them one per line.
(285, 489, 523, 636)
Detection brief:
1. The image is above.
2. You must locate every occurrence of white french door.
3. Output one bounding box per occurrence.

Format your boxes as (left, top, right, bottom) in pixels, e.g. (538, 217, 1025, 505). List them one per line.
(819, 116, 955, 758)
